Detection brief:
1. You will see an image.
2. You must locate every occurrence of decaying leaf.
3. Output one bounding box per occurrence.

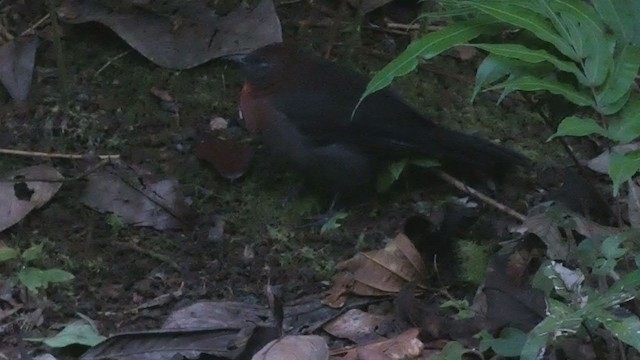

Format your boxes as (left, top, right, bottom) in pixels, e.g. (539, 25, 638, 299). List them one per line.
(333, 328, 423, 360)
(80, 164, 191, 230)
(0, 35, 39, 102)
(252, 335, 328, 360)
(323, 309, 390, 343)
(324, 233, 426, 308)
(0, 165, 63, 232)
(58, 0, 282, 69)
(196, 123, 255, 181)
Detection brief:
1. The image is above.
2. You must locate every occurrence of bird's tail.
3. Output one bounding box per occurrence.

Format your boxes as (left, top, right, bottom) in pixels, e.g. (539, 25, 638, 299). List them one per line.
(427, 126, 529, 178)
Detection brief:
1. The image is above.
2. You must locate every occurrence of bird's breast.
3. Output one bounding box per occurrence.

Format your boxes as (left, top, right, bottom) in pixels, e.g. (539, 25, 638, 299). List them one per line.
(239, 82, 269, 135)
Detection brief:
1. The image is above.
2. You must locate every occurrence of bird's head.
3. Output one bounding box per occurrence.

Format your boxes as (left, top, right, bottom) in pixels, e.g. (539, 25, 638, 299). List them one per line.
(232, 43, 302, 89)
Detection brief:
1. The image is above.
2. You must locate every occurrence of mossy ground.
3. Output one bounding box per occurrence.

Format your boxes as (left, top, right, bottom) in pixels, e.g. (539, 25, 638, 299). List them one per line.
(0, 1, 564, 347)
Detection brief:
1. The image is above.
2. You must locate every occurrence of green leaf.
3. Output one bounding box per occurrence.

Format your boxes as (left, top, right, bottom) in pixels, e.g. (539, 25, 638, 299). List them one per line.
(597, 45, 640, 108)
(0, 247, 19, 262)
(598, 89, 631, 115)
(488, 75, 595, 106)
(17, 267, 48, 293)
(389, 159, 408, 180)
(600, 234, 627, 259)
(582, 33, 616, 87)
(549, 116, 606, 140)
(320, 212, 348, 234)
(607, 95, 640, 143)
(27, 321, 106, 348)
(363, 18, 499, 100)
(21, 244, 43, 262)
(471, 43, 587, 83)
(598, 313, 640, 352)
(41, 268, 74, 283)
(609, 151, 640, 195)
(473, 55, 513, 101)
(468, 1, 578, 60)
(521, 299, 582, 360)
(593, 0, 639, 45)
(481, 327, 527, 357)
(434, 341, 468, 360)
(549, 0, 604, 35)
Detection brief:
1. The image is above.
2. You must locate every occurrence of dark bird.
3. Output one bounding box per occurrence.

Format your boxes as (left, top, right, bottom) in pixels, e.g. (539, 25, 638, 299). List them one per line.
(236, 43, 528, 200)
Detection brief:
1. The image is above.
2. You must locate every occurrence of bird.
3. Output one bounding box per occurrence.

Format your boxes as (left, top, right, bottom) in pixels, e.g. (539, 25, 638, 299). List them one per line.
(235, 43, 528, 201)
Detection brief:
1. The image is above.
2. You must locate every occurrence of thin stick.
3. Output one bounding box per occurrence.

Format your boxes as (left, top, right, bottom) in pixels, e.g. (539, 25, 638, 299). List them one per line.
(0, 148, 120, 160)
(434, 169, 526, 222)
(0, 158, 111, 183)
(95, 50, 131, 76)
(20, 14, 51, 36)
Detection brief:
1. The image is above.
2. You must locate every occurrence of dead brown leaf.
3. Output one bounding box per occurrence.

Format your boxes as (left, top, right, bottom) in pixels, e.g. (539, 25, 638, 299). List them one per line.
(323, 309, 389, 343)
(58, 0, 282, 69)
(334, 328, 423, 360)
(252, 335, 328, 360)
(324, 233, 426, 308)
(196, 126, 255, 181)
(0, 35, 39, 102)
(0, 165, 63, 232)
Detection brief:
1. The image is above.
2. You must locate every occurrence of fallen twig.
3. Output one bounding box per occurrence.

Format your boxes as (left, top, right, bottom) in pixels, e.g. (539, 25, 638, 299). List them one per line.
(0, 148, 120, 160)
(434, 169, 526, 222)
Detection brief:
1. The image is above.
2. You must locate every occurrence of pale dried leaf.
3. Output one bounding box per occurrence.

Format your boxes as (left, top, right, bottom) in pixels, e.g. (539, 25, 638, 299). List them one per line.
(59, 0, 281, 69)
(587, 143, 640, 174)
(0, 165, 63, 232)
(628, 179, 640, 227)
(323, 309, 388, 342)
(252, 335, 328, 360)
(80, 165, 191, 230)
(0, 35, 38, 102)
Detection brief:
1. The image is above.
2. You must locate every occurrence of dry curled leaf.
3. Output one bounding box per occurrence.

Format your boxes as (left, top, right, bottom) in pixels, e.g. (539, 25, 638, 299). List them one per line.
(324, 233, 426, 308)
(334, 328, 423, 360)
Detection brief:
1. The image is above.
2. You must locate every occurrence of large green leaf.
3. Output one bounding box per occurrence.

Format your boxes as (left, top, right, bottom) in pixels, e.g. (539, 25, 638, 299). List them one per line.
(472, 43, 586, 83)
(607, 95, 640, 143)
(599, 313, 640, 352)
(597, 45, 640, 109)
(468, 1, 578, 60)
(488, 75, 595, 106)
(362, 18, 499, 102)
(582, 33, 616, 87)
(549, 116, 606, 140)
(473, 55, 516, 101)
(549, 0, 604, 35)
(521, 299, 581, 360)
(593, 0, 639, 45)
(598, 88, 631, 115)
(609, 151, 640, 195)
